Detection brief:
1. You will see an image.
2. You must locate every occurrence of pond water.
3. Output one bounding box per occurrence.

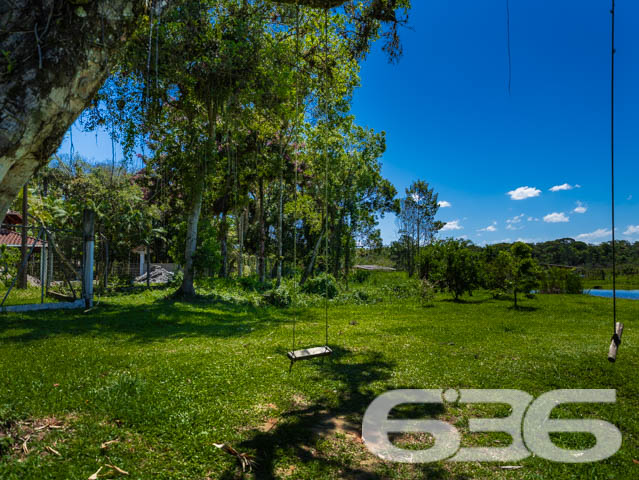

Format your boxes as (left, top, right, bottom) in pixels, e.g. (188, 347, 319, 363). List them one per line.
(585, 289, 639, 300)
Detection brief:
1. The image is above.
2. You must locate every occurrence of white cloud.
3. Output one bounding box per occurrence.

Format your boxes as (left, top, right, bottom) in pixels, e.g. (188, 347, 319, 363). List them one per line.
(478, 221, 497, 233)
(624, 225, 639, 236)
(573, 201, 587, 214)
(438, 200, 452, 208)
(508, 186, 541, 200)
(527, 216, 539, 222)
(576, 228, 612, 243)
(441, 220, 463, 231)
(506, 214, 525, 230)
(543, 212, 570, 223)
(549, 183, 581, 192)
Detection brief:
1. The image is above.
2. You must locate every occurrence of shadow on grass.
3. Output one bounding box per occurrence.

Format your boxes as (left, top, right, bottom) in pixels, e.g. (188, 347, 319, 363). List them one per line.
(0, 293, 287, 344)
(507, 305, 540, 312)
(440, 297, 488, 305)
(223, 347, 453, 479)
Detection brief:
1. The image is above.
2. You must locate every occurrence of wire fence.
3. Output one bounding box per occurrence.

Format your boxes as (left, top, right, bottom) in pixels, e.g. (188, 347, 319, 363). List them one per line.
(0, 224, 83, 307)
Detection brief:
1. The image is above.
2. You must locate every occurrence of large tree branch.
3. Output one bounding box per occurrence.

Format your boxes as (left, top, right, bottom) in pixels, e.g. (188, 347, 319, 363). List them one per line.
(0, 0, 400, 221)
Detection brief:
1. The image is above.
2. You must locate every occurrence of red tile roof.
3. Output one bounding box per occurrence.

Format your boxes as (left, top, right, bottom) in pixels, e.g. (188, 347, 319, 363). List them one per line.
(0, 230, 45, 248)
(3, 211, 22, 225)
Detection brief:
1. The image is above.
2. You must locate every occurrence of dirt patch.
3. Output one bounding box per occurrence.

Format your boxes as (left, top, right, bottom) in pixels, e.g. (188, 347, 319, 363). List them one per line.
(291, 394, 309, 409)
(311, 414, 361, 441)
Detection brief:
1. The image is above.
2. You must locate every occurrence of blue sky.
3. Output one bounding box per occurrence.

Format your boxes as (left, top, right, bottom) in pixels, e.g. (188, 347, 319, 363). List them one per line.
(352, 0, 638, 245)
(58, 0, 638, 246)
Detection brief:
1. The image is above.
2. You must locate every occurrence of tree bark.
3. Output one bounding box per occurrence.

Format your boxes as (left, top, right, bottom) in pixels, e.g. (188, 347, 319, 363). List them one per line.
(276, 168, 283, 287)
(258, 176, 266, 283)
(220, 212, 228, 278)
(0, 0, 355, 223)
(0, 0, 395, 225)
(0, 1, 165, 221)
(178, 174, 204, 297)
(236, 209, 244, 277)
(300, 229, 325, 287)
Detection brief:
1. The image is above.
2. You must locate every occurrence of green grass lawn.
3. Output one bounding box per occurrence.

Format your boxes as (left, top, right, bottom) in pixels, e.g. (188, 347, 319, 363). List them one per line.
(0, 284, 637, 479)
(0, 287, 49, 307)
(583, 273, 639, 291)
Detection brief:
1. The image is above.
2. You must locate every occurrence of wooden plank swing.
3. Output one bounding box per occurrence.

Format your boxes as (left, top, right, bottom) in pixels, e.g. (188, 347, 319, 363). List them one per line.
(286, 5, 333, 372)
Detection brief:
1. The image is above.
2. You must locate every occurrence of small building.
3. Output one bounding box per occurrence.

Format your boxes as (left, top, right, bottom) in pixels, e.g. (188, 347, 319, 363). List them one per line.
(1, 211, 46, 251)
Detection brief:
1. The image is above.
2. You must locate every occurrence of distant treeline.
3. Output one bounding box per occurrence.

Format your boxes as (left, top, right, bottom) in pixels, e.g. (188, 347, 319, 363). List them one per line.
(383, 237, 639, 272)
(479, 238, 639, 271)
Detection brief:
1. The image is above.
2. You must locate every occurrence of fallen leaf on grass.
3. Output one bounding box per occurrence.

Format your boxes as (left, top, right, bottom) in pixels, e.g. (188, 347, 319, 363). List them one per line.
(88, 466, 103, 480)
(106, 463, 129, 475)
(22, 435, 31, 455)
(633, 459, 639, 465)
(213, 443, 256, 472)
(100, 439, 120, 450)
(45, 445, 61, 456)
(500, 466, 523, 470)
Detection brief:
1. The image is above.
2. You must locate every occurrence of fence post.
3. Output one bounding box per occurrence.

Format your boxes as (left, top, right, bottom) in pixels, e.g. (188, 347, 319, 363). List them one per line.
(82, 209, 95, 308)
(40, 229, 47, 303)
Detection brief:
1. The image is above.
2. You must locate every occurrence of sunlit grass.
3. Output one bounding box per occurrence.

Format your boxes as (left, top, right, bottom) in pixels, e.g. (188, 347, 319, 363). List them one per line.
(0, 280, 636, 479)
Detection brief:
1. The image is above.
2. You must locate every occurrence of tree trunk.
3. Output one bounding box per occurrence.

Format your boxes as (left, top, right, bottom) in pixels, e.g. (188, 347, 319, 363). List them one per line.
(146, 243, 150, 288)
(0, 0, 360, 222)
(344, 212, 355, 282)
(220, 212, 228, 278)
(300, 229, 325, 287)
(276, 168, 284, 287)
(178, 174, 204, 297)
(0, 1, 165, 221)
(333, 210, 344, 278)
(258, 176, 266, 283)
(18, 184, 28, 289)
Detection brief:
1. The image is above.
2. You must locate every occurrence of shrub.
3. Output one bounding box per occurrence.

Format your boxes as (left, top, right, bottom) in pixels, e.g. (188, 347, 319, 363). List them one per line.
(170, 269, 184, 288)
(301, 273, 338, 299)
(539, 267, 583, 294)
(239, 275, 271, 292)
(352, 269, 371, 283)
(262, 287, 292, 307)
(419, 279, 436, 306)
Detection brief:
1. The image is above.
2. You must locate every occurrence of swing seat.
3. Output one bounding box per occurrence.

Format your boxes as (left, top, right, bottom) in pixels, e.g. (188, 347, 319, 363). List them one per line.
(287, 346, 332, 362)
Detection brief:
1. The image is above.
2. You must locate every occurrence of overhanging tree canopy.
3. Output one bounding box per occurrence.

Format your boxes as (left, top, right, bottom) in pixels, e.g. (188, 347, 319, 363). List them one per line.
(0, 0, 409, 221)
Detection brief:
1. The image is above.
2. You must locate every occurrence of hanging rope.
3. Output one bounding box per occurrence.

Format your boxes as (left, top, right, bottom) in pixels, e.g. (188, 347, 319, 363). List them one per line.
(610, 0, 616, 332)
(608, 0, 623, 362)
(292, 2, 301, 353)
(323, 7, 330, 348)
(610, 0, 620, 345)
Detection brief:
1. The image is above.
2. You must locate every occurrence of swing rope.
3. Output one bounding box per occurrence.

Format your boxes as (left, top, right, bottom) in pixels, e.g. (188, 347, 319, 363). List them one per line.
(610, 0, 616, 334)
(323, 7, 330, 349)
(287, 5, 332, 366)
(292, 1, 300, 353)
(608, 0, 623, 362)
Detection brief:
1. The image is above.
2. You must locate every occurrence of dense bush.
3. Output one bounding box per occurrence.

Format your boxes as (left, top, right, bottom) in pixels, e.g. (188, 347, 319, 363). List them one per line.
(419, 279, 436, 306)
(351, 269, 371, 283)
(301, 273, 339, 299)
(539, 267, 584, 294)
(416, 240, 479, 300)
(262, 286, 292, 307)
(0, 245, 19, 287)
(238, 275, 271, 292)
